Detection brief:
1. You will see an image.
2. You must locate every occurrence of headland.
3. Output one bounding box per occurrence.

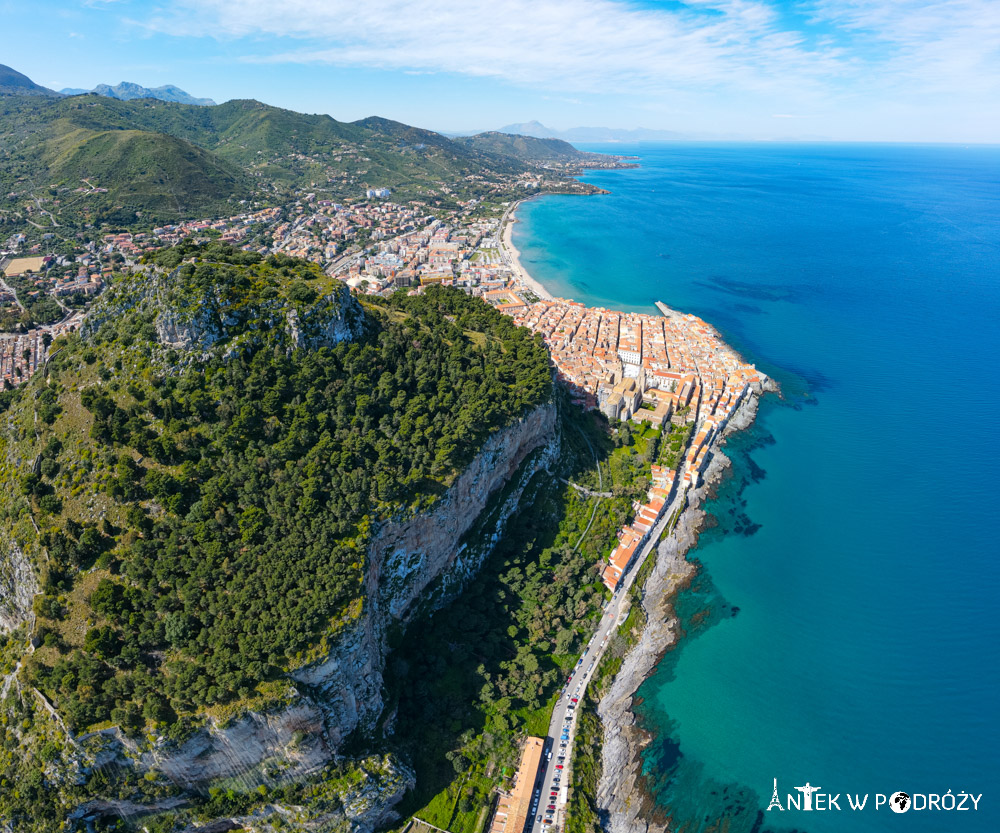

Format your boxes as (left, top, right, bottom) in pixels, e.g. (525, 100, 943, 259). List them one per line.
(492, 196, 777, 833)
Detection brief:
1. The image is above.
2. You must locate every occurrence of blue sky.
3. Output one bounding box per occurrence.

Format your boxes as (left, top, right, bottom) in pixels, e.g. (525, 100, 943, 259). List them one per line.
(2, 0, 998, 142)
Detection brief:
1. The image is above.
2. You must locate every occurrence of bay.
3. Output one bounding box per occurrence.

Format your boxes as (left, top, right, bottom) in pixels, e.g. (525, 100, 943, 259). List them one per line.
(513, 142, 1000, 832)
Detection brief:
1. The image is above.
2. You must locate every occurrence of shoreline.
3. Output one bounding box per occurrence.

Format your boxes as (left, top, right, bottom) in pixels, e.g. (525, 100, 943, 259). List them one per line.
(500, 186, 778, 833)
(593, 383, 775, 833)
(499, 200, 554, 301)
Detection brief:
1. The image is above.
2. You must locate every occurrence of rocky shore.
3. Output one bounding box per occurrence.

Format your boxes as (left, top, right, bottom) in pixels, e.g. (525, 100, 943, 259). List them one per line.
(595, 383, 773, 833)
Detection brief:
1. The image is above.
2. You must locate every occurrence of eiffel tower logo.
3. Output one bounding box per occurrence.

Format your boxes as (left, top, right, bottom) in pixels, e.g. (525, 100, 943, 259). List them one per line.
(766, 778, 784, 811)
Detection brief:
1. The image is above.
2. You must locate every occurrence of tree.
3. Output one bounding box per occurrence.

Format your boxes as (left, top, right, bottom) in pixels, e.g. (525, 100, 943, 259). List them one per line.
(83, 626, 120, 660)
(286, 280, 317, 304)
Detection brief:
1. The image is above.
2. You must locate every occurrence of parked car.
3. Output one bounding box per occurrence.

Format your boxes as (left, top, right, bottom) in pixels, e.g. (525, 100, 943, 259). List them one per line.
(571, 697, 579, 704)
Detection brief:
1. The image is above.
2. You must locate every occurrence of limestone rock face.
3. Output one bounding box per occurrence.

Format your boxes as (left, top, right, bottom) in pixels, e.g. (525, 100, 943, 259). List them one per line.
(285, 292, 365, 350)
(0, 541, 36, 634)
(86, 264, 365, 356)
(341, 755, 417, 829)
(152, 281, 363, 353)
(292, 402, 558, 744)
(65, 401, 557, 831)
(154, 304, 229, 350)
(151, 702, 331, 786)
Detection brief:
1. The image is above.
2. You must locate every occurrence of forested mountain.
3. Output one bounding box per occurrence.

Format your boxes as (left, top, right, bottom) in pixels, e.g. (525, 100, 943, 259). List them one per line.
(0, 243, 552, 829)
(0, 65, 540, 226)
(454, 131, 596, 162)
(0, 63, 59, 97)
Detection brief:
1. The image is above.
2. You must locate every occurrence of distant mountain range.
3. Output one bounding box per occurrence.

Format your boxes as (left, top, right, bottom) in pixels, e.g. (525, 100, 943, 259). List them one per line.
(495, 120, 687, 143)
(0, 64, 217, 106)
(60, 81, 216, 106)
(0, 64, 621, 228)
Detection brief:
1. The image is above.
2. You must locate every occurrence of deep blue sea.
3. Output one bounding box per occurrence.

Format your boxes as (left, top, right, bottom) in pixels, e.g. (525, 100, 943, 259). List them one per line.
(513, 143, 1000, 833)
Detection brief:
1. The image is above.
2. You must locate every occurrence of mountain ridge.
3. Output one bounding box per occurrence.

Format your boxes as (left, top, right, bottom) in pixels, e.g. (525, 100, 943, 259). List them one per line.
(0, 65, 546, 226)
(454, 131, 590, 162)
(60, 81, 217, 106)
(0, 63, 60, 97)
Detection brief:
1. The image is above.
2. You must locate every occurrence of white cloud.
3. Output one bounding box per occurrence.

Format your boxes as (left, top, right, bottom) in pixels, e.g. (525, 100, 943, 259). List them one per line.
(133, 0, 999, 138)
(810, 0, 1000, 95)
(140, 0, 847, 97)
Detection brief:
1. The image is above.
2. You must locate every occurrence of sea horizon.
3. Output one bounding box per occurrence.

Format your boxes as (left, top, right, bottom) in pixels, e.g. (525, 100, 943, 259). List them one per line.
(512, 140, 1000, 832)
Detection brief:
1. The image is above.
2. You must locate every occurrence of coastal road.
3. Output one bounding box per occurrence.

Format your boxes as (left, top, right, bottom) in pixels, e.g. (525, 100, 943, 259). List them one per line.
(525, 474, 690, 833)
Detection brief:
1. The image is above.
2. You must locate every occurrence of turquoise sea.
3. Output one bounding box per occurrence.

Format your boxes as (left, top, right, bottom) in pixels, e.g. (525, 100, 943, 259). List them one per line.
(513, 143, 1000, 833)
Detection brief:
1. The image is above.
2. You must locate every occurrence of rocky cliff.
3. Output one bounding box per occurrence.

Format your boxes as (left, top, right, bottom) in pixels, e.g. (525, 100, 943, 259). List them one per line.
(62, 400, 558, 828)
(293, 401, 559, 743)
(0, 541, 35, 635)
(85, 264, 365, 355)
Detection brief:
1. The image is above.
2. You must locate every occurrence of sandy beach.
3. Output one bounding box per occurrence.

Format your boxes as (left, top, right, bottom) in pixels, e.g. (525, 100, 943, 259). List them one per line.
(501, 202, 554, 301)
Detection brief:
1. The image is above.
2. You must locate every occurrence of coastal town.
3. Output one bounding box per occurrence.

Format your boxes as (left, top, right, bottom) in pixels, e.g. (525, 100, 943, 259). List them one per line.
(502, 298, 763, 590)
(455, 211, 765, 833)
(2, 188, 765, 833)
(3, 184, 764, 638)
(1, 6, 983, 829)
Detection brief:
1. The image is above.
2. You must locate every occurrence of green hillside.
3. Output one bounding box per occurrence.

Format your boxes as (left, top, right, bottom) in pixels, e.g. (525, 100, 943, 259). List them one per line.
(46, 122, 252, 220)
(0, 63, 59, 97)
(0, 100, 257, 224)
(0, 243, 550, 744)
(0, 82, 536, 226)
(455, 131, 597, 163)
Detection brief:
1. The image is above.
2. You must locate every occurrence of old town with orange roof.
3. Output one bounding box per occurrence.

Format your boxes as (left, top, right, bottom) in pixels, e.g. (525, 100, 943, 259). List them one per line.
(503, 296, 765, 592)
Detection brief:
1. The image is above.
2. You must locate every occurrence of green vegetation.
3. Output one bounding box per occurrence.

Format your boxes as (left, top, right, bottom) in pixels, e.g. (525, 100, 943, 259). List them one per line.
(0, 109, 254, 224)
(382, 403, 661, 830)
(658, 421, 693, 470)
(454, 132, 600, 164)
(0, 245, 551, 759)
(0, 89, 538, 229)
(0, 237, 668, 833)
